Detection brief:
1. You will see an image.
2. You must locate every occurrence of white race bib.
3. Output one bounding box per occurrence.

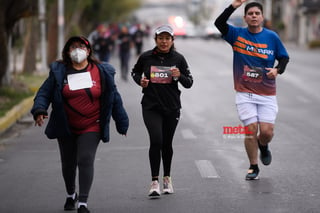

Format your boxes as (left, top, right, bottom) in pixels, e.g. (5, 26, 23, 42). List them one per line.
(67, 72, 93, 91)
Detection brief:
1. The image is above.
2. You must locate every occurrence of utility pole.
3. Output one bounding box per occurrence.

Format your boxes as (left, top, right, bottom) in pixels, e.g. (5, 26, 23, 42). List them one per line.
(39, 0, 47, 72)
(57, 0, 64, 59)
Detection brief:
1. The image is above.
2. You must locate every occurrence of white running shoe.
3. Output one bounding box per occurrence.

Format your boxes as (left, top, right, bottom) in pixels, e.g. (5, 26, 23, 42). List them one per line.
(148, 180, 161, 197)
(163, 176, 174, 194)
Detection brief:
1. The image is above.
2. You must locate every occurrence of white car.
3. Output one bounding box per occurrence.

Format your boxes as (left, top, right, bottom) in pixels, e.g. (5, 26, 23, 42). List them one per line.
(203, 22, 221, 39)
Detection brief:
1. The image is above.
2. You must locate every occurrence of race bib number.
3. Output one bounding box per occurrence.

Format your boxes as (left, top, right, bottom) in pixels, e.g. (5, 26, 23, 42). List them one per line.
(67, 72, 93, 91)
(150, 66, 173, 84)
(242, 65, 263, 83)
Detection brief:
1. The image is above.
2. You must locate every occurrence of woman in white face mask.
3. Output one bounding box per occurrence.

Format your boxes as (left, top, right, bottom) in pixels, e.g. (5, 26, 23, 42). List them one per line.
(70, 45, 88, 64)
(31, 36, 129, 213)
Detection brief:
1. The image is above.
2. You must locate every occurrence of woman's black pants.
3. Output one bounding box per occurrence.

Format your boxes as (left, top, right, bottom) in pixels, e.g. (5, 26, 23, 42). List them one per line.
(58, 132, 100, 203)
(142, 109, 180, 178)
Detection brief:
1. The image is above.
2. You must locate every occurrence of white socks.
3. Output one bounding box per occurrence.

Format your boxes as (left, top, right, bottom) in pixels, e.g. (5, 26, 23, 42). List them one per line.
(66, 193, 87, 208)
(67, 193, 76, 200)
(78, 202, 87, 208)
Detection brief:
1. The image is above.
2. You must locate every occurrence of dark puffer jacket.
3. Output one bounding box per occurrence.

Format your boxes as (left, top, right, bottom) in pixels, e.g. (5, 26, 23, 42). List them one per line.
(31, 61, 129, 142)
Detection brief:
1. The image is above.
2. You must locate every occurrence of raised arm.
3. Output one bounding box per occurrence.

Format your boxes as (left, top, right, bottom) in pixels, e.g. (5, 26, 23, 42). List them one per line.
(231, 0, 247, 9)
(214, 0, 247, 36)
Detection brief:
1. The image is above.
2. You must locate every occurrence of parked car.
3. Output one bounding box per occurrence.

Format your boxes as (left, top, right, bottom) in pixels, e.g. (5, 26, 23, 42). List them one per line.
(201, 21, 221, 39)
(184, 21, 199, 38)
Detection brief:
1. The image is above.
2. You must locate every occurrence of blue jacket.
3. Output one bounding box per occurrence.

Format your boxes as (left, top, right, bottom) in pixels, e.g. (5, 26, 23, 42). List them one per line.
(31, 61, 129, 142)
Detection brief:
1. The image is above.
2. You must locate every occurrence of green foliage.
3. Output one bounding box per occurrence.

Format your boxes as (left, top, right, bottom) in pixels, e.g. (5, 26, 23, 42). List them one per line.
(69, 25, 82, 37)
(0, 88, 32, 117)
(275, 21, 286, 31)
(65, 0, 92, 21)
(100, 0, 142, 21)
(0, 73, 46, 117)
(60, 0, 141, 36)
(308, 40, 320, 49)
(15, 73, 47, 92)
(82, 0, 142, 30)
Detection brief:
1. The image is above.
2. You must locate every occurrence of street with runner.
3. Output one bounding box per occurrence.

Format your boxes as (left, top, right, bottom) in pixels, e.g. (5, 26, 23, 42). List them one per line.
(0, 37, 320, 213)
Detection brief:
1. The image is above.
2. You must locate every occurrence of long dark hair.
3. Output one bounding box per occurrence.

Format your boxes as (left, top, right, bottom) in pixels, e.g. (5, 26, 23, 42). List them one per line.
(61, 36, 100, 67)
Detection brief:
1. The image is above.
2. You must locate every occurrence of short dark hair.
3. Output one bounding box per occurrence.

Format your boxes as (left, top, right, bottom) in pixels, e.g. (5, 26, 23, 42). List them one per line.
(245, 2, 263, 15)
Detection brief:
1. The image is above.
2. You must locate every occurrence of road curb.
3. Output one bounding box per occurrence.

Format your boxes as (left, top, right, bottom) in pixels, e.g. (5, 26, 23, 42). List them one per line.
(0, 96, 34, 135)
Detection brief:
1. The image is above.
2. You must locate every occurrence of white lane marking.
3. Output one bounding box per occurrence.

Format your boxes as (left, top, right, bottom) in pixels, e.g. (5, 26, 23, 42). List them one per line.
(181, 129, 197, 139)
(195, 160, 220, 178)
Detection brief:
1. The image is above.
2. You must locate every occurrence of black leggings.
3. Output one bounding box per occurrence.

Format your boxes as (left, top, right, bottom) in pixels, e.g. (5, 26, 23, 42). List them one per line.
(58, 132, 100, 203)
(142, 109, 180, 178)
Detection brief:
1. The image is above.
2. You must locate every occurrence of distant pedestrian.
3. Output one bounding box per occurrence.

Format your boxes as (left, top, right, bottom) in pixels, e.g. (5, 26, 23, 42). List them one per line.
(118, 26, 133, 81)
(31, 36, 129, 213)
(215, 0, 289, 180)
(263, 19, 272, 30)
(131, 25, 193, 198)
(133, 24, 144, 56)
(93, 24, 114, 62)
(88, 24, 101, 59)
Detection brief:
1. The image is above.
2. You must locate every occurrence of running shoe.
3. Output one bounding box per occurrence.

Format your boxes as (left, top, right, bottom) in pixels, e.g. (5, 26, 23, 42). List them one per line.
(245, 167, 260, 180)
(77, 205, 90, 213)
(64, 193, 78, 210)
(148, 180, 161, 197)
(163, 176, 174, 194)
(258, 141, 272, 166)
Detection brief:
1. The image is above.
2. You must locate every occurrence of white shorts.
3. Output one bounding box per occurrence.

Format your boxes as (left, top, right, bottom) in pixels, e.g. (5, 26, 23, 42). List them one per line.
(235, 92, 278, 126)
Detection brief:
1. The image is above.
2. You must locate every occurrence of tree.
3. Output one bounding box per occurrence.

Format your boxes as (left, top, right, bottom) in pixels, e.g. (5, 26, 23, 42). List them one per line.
(23, 16, 39, 74)
(82, 0, 142, 26)
(0, 0, 37, 86)
(0, 0, 142, 86)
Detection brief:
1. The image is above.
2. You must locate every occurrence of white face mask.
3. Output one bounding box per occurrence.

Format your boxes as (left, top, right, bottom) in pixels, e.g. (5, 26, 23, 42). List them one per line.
(70, 48, 87, 63)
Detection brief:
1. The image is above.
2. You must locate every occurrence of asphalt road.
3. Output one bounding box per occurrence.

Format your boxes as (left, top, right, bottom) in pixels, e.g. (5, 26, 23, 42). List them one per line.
(0, 37, 319, 213)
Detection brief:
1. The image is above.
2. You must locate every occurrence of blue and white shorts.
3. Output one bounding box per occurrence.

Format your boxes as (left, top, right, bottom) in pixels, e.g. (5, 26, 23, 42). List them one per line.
(235, 92, 278, 126)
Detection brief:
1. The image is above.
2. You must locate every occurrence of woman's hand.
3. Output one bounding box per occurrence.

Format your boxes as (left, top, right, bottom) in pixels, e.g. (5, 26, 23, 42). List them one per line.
(171, 67, 181, 79)
(35, 114, 48, 127)
(140, 77, 149, 88)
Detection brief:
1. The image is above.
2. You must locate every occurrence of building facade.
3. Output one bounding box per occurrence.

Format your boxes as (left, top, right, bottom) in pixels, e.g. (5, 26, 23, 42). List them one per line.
(262, 0, 320, 46)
